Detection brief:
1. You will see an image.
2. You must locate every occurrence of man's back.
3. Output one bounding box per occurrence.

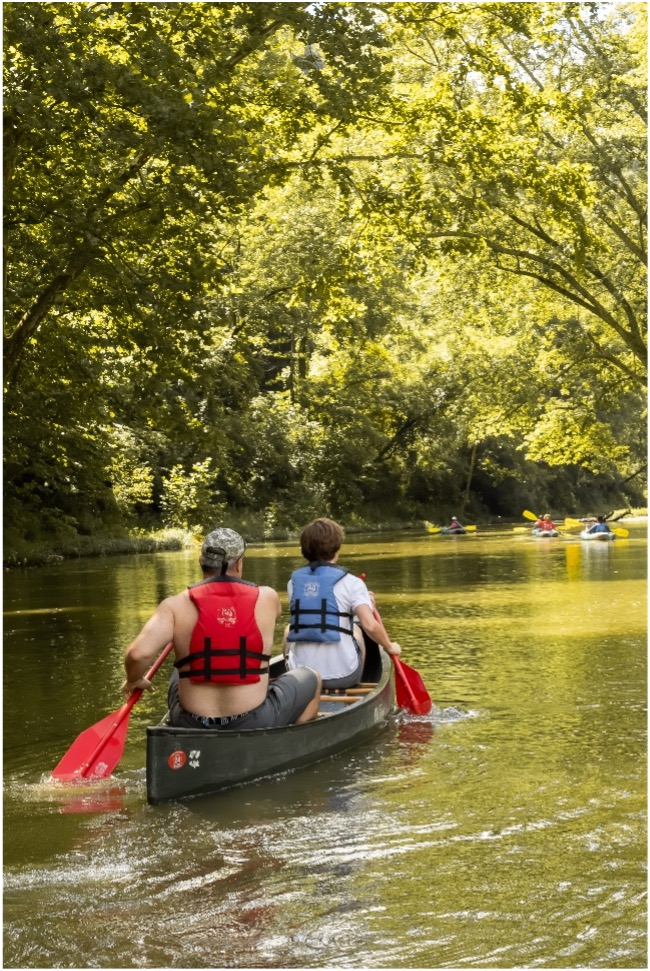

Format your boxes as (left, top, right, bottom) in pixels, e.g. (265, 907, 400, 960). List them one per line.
(124, 526, 320, 729)
(169, 582, 280, 718)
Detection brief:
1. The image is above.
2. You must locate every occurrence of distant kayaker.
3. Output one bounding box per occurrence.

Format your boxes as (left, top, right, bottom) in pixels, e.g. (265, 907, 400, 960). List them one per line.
(122, 527, 321, 729)
(534, 514, 557, 532)
(284, 517, 401, 690)
(448, 516, 464, 531)
(586, 516, 612, 535)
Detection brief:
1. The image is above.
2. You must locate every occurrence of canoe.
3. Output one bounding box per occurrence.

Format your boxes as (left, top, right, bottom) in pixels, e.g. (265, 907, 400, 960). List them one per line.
(580, 530, 615, 541)
(146, 634, 394, 804)
(439, 527, 468, 535)
(531, 528, 560, 537)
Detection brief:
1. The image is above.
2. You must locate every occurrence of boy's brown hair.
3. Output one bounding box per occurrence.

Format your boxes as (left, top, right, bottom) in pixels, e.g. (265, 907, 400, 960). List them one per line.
(300, 518, 344, 562)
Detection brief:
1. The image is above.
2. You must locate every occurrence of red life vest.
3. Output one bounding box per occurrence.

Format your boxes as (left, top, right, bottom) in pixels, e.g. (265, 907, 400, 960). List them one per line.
(174, 577, 269, 685)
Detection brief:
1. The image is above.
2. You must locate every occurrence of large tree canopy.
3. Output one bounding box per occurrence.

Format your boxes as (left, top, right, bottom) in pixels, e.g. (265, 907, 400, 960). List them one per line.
(4, 1, 394, 383)
(3, 1, 646, 548)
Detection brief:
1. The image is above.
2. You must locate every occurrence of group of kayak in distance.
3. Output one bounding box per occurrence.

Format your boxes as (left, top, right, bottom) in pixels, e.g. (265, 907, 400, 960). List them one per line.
(530, 514, 617, 540)
(428, 513, 623, 541)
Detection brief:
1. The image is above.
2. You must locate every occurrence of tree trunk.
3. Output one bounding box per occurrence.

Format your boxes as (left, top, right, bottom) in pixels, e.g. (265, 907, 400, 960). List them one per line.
(459, 443, 477, 517)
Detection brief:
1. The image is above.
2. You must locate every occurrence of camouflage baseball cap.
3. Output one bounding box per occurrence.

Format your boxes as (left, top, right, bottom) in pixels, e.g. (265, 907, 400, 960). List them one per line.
(200, 528, 247, 568)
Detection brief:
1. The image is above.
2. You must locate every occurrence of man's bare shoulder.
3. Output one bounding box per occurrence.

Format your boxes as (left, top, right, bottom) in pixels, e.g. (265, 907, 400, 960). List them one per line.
(158, 589, 192, 613)
(257, 585, 281, 613)
(257, 585, 280, 601)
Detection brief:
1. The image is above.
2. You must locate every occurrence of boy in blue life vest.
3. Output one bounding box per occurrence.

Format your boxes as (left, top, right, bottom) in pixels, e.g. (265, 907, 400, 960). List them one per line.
(122, 527, 321, 729)
(284, 518, 401, 690)
(586, 516, 613, 535)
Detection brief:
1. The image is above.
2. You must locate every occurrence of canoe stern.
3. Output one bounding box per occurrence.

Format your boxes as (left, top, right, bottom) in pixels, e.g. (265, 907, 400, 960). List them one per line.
(146, 642, 393, 804)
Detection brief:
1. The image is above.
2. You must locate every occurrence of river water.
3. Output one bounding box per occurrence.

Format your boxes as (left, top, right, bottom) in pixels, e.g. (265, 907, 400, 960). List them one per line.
(3, 527, 647, 969)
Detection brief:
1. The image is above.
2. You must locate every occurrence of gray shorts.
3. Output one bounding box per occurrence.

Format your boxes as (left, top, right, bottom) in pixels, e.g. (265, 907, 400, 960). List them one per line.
(321, 636, 365, 691)
(167, 667, 318, 730)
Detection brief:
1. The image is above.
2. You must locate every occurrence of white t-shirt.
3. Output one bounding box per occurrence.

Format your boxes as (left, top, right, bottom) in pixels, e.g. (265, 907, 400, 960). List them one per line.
(285, 571, 373, 680)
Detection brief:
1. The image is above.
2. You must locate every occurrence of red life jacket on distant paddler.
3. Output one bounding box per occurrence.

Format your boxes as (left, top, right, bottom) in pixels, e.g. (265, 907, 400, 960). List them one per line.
(537, 519, 556, 532)
(174, 576, 269, 685)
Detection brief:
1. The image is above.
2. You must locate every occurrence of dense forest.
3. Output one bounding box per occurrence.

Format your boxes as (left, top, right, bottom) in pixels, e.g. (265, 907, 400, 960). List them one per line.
(3, 1, 647, 557)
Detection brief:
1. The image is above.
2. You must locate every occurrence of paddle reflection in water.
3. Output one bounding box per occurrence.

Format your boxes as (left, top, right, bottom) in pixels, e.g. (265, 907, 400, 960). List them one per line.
(3, 528, 646, 968)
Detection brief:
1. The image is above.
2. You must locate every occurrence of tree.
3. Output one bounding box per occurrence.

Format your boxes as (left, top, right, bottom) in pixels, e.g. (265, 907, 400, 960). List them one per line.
(3, 2, 645, 547)
(3, 1, 396, 535)
(3, 1, 394, 386)
(324, 2, 646, 383)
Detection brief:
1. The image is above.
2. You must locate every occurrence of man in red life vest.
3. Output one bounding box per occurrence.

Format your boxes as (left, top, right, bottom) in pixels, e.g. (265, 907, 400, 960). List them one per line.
(534, 514, 557, 532)
(122, 528, 321, 729)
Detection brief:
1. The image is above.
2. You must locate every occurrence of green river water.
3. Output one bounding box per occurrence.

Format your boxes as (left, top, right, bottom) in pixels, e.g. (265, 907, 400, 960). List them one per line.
(3, 527, 647, 969)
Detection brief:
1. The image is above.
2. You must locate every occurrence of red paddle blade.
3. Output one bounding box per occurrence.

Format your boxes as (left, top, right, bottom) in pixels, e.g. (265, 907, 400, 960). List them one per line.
(51, 643, 173, 783)
(393, 656, 432, 715)
(51, 703, 133, 782)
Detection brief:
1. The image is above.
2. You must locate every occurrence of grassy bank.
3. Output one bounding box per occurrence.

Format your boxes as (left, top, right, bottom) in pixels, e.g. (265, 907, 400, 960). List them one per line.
(2, 528, 198, 568)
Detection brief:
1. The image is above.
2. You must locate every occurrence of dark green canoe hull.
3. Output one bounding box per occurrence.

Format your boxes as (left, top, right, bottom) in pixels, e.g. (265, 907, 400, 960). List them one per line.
(146, 637, 393, 804)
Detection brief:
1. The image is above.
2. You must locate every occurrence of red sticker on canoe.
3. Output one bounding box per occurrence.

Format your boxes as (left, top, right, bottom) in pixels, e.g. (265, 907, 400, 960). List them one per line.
(167, 750, 187, 770)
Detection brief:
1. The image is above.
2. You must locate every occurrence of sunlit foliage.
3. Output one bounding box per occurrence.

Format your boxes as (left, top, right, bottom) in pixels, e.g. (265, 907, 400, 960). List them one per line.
(3, 2, 646, 545)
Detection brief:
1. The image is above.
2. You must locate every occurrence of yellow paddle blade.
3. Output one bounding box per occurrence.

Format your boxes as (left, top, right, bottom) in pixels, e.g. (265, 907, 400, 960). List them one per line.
(513, 527, 529, 533)
(523, 510, 538, 521)
(564, 517, 583, 528)
(465, 525, 477, 532)
(426, 523, 441, 534)
(612, 527, 629, 537)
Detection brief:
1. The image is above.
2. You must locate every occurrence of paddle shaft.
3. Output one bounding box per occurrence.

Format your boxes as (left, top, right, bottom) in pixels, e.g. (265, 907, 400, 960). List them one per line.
(359, 573, 431, 714)
(69, 642, 173, 780)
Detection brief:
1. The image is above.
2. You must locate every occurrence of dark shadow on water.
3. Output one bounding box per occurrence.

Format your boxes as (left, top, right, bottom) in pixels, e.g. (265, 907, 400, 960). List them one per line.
(181, 711, 441, 825)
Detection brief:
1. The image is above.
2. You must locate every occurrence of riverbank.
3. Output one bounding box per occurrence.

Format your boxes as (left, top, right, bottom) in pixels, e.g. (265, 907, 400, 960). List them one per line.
(4, 509, 644, 569)
(2, 520, 417, 568)
(2, 528, 198, 569)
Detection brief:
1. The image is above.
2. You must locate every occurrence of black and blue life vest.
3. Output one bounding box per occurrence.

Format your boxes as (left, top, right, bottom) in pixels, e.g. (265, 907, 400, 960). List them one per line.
(287, 562, 355, 643)
(589, 522, 611, 534)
